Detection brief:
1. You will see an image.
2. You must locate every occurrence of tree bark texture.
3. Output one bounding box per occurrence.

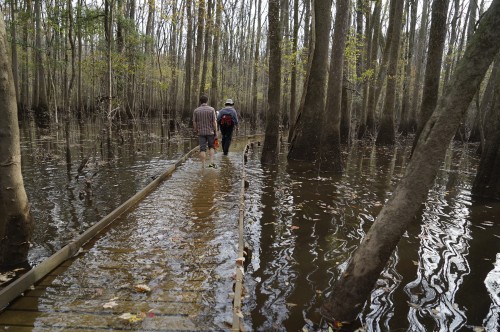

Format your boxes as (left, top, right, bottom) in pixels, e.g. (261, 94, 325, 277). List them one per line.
(364, 1, 381, 137)
(261, 0, 281, 165)
(0, 10, 33, 267)
(288, 0, 332, 162)
(376, 0, 405, 145)
(472, 55, 500, 200)
(210, 0, 222, 110)
(321, 0, 500, 323)
(412, 0, 450, 152)
(319, 0, 349, 172)
(183, 0, 194, 121)
(399, 0, 418, 135)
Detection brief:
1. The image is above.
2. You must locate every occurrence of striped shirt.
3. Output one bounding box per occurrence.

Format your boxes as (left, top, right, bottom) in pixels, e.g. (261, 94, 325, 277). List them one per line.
(193, 104, 217, 135)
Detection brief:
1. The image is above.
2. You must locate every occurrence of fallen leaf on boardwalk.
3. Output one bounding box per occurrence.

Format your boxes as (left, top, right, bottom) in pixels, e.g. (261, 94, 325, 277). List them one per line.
(134, 284, 151, 293)
(0, 272, 15, 284)
(235, 257, 245, 265)
(94, 288, 104, 296)
(412, 260, 419, 266)
(302, 327, 309, 332)
(472, 326, 486, 332)
(118, 313, 143, 323)
(286, 303, 298, 307)
(103, 301, 118, 309)
(290, 226, 300, 230)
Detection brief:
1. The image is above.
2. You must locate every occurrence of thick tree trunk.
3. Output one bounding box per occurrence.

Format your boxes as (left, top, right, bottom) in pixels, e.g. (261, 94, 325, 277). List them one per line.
(319, 0, 349, 172)
(399, 0, 418, 135)
(0, 10, 33, 267)
(210, 0, 222, 111)
(200, 0, 213, 96)
(472, 56, 500, 200)
(183, 0, 194, 122)
(289, 0, 299, 135)
(477, 55, 500, 154)
(33, 0, 50, 127)
(358, 0, 371, 139)
(251, 0, 262, 130)
(376, 0, 405, 145)
(365, 1, 381, 137)
(261, 0, 281, 165)
(288, 0, 332, 162)
(192, 0, 205, 106)
(321, 0, 500, 323)
(20, 0, 30, 114)
(409, 0, 430, 133)
(412, 0, 450, 153)
(10, 0, 20, 107)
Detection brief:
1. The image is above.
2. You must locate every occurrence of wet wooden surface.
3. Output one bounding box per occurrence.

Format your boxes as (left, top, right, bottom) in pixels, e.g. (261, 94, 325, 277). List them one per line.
(0, 140, 251, 331)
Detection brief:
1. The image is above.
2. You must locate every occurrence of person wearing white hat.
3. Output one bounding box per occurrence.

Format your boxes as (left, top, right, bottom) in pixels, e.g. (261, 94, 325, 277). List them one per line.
(216, 99, 239, 155)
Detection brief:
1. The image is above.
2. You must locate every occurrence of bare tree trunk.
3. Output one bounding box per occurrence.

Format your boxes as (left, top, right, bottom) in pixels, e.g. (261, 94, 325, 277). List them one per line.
(409, 0, 430, 133)
(210, 0, 222, 111)
(399, 0, 418, 135)
(261, 0, 281, 165)
(251, 0, 262, 130)
(443, 0, 460, 88)
(33, 0, 50, 127)
(105, 0, 114, 158)
(289, 0, 299, 134)
(200, 0, 213, 95)
(376, 0, 405, 145)
(20, 0, 31, 114)
(472, 55, 500, 200)
(412, 0, 450, 152)
(288, 0, 332, 162)
(0, 10, 33, 267)
(193, 0, 205, 108)
(321, 0, 500, 323)
(477, 54, 500, 154)
(319, 0, 349, 172)
(365, 1, 382, 137)
(358, 0, 371, 139)
(76, 0, 83, 121)
(183, 0, 194, 122)
(10, 0, 20, 108)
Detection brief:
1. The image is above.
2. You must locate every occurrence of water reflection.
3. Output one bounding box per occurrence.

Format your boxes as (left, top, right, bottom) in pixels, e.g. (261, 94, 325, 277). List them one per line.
(484, 253, 500, 330)
(243, 141, 500, 331)
(19, 119, 195, 265)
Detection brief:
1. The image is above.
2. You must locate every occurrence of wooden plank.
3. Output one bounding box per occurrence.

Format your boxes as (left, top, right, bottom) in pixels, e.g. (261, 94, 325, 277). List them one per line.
(0, 146, 199, 310)
(7, 297, 201, 314)
(0, 310, 208, 331)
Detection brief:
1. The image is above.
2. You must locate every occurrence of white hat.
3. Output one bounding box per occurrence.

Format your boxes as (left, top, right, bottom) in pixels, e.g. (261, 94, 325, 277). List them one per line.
(225, 98, 234, 105)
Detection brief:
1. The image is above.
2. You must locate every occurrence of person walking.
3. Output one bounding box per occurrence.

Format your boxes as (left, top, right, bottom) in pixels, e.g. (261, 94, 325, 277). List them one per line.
(217, 99, 239, 155)
(193, 95, 218, 168)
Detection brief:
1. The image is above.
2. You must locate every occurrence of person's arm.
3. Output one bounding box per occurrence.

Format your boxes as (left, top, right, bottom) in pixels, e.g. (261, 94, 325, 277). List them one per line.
(192, 112, 198, 134)
(213, 110, 218, 134)
(233, 109, 239, 130)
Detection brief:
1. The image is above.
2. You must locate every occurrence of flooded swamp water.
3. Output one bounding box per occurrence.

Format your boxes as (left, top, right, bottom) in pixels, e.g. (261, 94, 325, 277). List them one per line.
(243, 141, 500, 331)
(2, 120, 499, 331)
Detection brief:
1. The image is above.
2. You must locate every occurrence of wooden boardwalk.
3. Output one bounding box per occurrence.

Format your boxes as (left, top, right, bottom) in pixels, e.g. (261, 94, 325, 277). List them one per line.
(0, 139, 253, 331)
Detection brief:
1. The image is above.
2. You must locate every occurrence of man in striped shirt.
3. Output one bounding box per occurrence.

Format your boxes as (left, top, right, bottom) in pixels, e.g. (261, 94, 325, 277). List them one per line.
(193, 95, 218, 168)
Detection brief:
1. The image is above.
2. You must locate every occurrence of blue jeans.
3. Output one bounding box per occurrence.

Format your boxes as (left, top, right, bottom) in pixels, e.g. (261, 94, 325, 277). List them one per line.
(220, 126, 234, 155)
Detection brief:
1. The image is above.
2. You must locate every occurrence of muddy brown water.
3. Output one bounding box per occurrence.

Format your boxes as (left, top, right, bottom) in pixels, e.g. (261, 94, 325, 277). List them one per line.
(4, 121, 500, 331)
